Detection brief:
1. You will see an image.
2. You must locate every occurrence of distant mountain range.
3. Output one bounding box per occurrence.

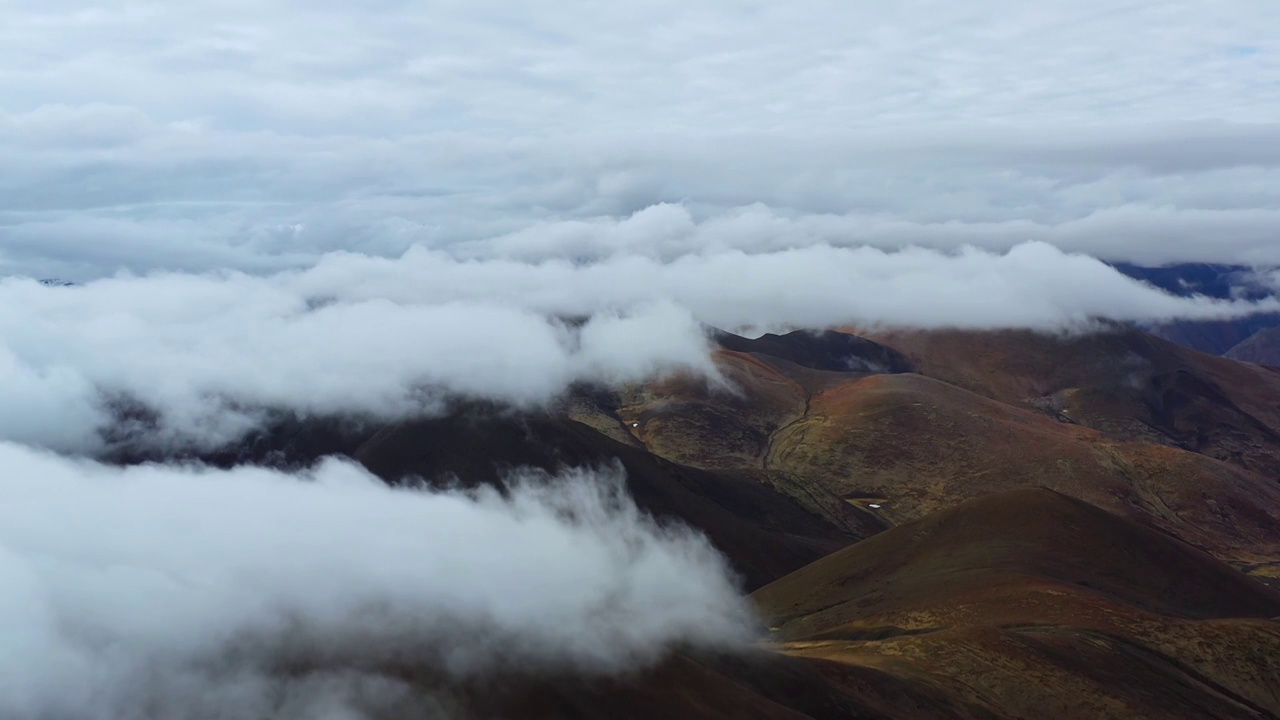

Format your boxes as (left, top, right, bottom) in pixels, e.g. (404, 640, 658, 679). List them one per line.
(1111, 262, 1272, 301)
(1115, 262, 1280, 363)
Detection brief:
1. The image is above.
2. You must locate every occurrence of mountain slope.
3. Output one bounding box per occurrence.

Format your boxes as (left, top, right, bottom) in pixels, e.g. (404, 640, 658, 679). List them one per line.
(754, 489, 1280, 720)
(1112, 261, 1280, 356)
(1226, 327, 1280, 366)
(353, 412, 861, 589)
(183, 324, 1280, 579)
(193, 406, 858, 591)
(763, 372, 1280, 564)
(439, 490, 1280, 720)
(101, 325, 1280, 719)
(755, 489, 1280, 635)
(868, 325, 1280, 478)
(568, 328, 1280, 568)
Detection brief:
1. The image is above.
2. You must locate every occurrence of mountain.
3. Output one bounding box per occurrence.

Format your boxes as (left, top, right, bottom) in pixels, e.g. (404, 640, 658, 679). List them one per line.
(109, 323, 1280, 718)
(867, 325, 1280, 480)
(325, 489, 1280, 720)
(1112, 262, 1267, 300)
(1113, 262, 1280, 356)
(433, 481, 1280, 720)
(153, 322, 1280, 583)
(756, 489, 1280, 633)
(1226, 326, 1280, 366)
(710, 328, 916, 374)
(564, 326, 1280, 571)
(752, 489, 1280, 720)
(1148, 315, 1280, 357)
(187, 409, 861, 591)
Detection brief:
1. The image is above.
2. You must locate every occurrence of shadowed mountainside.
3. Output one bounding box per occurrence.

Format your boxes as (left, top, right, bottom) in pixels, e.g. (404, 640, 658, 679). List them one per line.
(1227, 326, 1280, 367)
(1112, 261, 1280, 356)
(194, 408, 859, 591)
(711, 328, 916, 375)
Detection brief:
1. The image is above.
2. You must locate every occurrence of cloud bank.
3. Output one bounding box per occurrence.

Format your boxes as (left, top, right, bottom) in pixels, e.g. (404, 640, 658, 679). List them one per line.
(3, 239, 1275, 452)
(0, 447, 752, 720)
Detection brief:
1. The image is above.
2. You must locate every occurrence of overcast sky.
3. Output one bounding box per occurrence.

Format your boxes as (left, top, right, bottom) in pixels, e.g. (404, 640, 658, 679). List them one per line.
(2, 0, 1278, 278)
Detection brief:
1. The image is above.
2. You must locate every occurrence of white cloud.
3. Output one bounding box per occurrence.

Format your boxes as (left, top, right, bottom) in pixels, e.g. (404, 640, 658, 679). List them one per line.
(0, 271, 716, 451)
(1, 241, 1273, 452)
(0, 445, 753, 720)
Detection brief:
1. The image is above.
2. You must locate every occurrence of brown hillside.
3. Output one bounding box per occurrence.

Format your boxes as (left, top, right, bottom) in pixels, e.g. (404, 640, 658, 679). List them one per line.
(753, 489, 1280, 720)
(868, 325, 1280, 479)
(580, 331, 1280, 568)
(755, 489, 1280, 637)
(766, 372, 1280, 565)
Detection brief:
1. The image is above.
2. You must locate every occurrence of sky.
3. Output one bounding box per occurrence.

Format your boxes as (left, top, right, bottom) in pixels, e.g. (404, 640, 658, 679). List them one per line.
(1, 0, 1279, 278)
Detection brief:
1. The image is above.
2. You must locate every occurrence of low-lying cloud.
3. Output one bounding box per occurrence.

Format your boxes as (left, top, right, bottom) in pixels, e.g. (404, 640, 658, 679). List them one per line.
(0, 445, 753, 720)
(4, 239, 1276, 452)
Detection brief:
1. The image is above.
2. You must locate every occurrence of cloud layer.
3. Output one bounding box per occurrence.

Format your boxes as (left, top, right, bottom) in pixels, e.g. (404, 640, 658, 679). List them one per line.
(2, 1, 1278, 278)
(0, 447, 752, 720)
(3, 240, 1275, 452)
